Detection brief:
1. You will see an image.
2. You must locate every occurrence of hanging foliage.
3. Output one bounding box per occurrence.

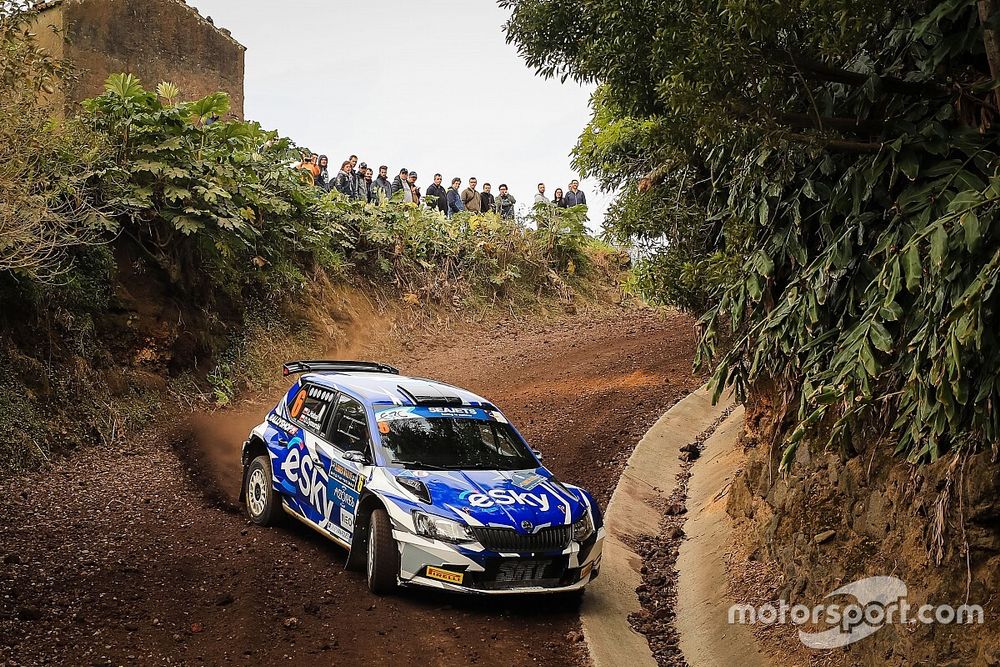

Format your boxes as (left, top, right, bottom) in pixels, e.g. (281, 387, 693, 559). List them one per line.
(503, 0, 1000, 464)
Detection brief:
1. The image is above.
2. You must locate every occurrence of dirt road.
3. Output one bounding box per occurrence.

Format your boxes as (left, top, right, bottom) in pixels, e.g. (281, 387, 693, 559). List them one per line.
(0, 308, 702, 666)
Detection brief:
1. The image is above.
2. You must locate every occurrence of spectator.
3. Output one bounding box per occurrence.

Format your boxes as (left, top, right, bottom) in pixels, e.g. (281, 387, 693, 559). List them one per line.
(392, 168, 413, 203)
(355, 161, 370, 202)
(481, 183, 496, 214)
(365, 168, 377, 203)
(534, 183, 548, 206)
(553, 187, 566, 208)
(374, 165, 392, 202)
(496, 184, 516, 219)
(462, 177, 482, 213)
(425, 173, 448, 214)
(409, 171, 421, 205)
(348, 156, 360, 198)
(333, 160, 354, 197)
(447, 178, 464, 217)
(296, 152, 320, 185)
(316, 155, 330, 190)
(564, 179, 588, 207)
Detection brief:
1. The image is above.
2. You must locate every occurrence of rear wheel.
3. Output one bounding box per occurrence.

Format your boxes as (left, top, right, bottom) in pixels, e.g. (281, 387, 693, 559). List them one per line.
(366, 508, 399, 594)
(244, 455, 282, 526)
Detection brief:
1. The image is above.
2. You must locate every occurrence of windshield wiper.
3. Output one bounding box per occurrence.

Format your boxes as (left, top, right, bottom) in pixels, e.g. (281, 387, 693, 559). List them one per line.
(391, 460, 452, 471)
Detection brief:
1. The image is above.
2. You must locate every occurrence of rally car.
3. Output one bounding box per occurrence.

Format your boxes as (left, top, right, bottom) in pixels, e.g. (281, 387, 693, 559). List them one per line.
(239, 360, 604, 595)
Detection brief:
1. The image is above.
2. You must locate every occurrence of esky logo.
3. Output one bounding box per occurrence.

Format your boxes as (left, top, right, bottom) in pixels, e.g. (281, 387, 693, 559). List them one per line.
(460, 488, 551, 511)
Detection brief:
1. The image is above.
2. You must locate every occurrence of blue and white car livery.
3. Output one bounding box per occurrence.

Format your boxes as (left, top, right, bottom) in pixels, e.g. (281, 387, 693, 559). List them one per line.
(240, 360, 604, 595)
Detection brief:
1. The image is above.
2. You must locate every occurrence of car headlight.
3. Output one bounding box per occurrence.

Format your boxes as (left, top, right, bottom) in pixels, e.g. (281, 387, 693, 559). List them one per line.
(412, 511, 474, 543)
(573, 509, 595, 542)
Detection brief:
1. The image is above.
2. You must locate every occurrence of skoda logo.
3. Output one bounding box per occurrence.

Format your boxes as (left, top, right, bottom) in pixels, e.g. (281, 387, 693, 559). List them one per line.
(521, 520, 533, 532)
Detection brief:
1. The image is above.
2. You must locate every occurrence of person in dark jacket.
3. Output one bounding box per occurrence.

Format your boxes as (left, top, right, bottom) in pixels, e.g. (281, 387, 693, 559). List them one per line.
(347, 155, 360, 197)
(365, 167, 378, 203)
(333, 160, 354, 197)
(496, 184, 516, 219)
(553, 187, 566, 208)
(446, 178, 464, 218)
(480, 183, 496, 214)
(425, 173, 448, 214)
(564, 179, 588, 207)
(391, 168, 413, 203)
(374, 165, 392, 203)
(316, 155, 330, 190)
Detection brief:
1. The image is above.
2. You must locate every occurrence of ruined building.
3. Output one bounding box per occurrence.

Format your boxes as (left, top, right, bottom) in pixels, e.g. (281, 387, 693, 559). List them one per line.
(33, 0, 246, 117)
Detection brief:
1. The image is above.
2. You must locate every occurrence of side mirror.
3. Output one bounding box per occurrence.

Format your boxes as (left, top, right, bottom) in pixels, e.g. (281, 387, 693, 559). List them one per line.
(532, 449, 544, 461)
(343, 450, 369, 465)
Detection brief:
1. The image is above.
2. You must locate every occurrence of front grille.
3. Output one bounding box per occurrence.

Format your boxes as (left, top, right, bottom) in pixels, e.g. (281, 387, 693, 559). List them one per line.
(471, 525, 572, 552)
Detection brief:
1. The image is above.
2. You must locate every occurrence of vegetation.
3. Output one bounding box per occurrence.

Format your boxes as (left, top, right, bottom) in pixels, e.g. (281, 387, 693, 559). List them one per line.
(80, 73, 355, 299)
(503, 0, 1000, 465)
(0, 1, 115, 282)
(0, 1, 617, 474)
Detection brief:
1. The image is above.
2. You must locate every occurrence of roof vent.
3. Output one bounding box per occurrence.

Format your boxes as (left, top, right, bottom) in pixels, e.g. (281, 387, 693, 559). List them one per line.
(396, 381, 463, 406)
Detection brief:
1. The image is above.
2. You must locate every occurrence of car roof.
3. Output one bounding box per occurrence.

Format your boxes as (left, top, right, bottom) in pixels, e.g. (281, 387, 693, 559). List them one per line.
(300, 371, 493, 408)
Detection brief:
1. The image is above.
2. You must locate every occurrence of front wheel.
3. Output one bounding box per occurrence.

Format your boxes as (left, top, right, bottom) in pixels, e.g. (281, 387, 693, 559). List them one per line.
(244, 455, 282, 526)
(366, 508, 399, 594)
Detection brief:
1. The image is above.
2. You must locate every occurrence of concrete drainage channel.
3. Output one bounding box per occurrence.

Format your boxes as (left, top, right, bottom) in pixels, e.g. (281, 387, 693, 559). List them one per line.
(581, 385, 770, 667)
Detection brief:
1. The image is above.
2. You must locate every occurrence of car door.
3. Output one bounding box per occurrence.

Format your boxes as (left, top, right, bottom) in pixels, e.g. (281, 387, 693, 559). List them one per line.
(320, 393, 373, 541)
(278, 383, 338, 527)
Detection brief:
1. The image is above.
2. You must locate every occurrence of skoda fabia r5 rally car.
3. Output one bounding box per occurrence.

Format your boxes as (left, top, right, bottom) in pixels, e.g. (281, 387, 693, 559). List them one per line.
(240, 360, 604, 595)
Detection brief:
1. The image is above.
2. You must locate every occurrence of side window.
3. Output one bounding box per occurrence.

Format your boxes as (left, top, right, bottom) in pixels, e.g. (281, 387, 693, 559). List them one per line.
(288, 384, 334, 434)
(326, 395, 371, 452)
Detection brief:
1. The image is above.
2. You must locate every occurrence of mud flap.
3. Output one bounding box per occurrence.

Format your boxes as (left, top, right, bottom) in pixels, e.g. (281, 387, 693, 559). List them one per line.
(238, 439, 254, 503)
(345, 508, 371, 571)
(238, 463, 250, 504)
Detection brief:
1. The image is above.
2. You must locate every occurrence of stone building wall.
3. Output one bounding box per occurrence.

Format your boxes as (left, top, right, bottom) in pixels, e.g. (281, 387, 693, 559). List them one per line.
(34, 0, 245, 117)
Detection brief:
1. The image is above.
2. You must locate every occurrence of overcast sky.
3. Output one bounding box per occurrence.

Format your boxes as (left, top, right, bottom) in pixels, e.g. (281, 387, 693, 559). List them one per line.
(188, 0, 610, 229)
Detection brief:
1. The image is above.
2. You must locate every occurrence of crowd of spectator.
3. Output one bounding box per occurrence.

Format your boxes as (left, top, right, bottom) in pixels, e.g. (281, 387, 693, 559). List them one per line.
(295, 152, 587, 220)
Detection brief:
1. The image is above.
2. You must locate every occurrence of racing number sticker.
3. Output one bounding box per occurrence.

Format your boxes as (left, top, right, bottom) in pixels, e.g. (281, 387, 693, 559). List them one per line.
(289, 388, 308, 419)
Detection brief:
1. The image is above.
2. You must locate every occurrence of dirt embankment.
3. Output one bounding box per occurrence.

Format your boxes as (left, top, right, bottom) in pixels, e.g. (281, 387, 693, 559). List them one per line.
(1, 306, 704, 667)
(725, 388, 1000, 666)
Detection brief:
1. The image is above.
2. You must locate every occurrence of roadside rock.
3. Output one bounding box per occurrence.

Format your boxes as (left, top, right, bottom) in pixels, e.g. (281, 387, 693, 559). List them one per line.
(814, 529, 836, 544)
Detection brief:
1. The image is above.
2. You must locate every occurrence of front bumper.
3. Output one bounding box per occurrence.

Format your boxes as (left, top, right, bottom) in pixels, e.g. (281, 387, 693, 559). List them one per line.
(394, 526, 605, 595)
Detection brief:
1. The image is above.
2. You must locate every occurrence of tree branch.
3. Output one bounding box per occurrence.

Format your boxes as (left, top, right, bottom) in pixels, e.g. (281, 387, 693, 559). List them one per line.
(780, 112, 886, 135)
(783, 53, 948, 98)
(785, 133, 883, 153)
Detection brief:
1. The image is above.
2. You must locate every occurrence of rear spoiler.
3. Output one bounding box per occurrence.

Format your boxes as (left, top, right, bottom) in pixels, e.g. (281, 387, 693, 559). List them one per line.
(282, 360, 400, 377)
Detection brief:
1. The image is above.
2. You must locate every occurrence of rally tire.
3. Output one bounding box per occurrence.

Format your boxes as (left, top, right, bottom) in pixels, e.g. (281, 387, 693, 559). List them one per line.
(244, 455, 282, 526)
(366, 508, 399, 595)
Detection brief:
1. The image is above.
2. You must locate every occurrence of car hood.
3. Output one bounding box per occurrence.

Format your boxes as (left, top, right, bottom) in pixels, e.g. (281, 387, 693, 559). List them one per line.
(393, 467, 586, 531)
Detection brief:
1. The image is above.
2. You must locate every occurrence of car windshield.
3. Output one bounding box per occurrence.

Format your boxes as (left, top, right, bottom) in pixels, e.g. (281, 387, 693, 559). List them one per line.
(374, 406, 538, 471)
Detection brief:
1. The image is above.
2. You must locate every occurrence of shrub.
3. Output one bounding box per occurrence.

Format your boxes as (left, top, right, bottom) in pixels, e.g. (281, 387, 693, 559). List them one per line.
(81, 74, 349, 300)
(0, 2, 117, 284)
